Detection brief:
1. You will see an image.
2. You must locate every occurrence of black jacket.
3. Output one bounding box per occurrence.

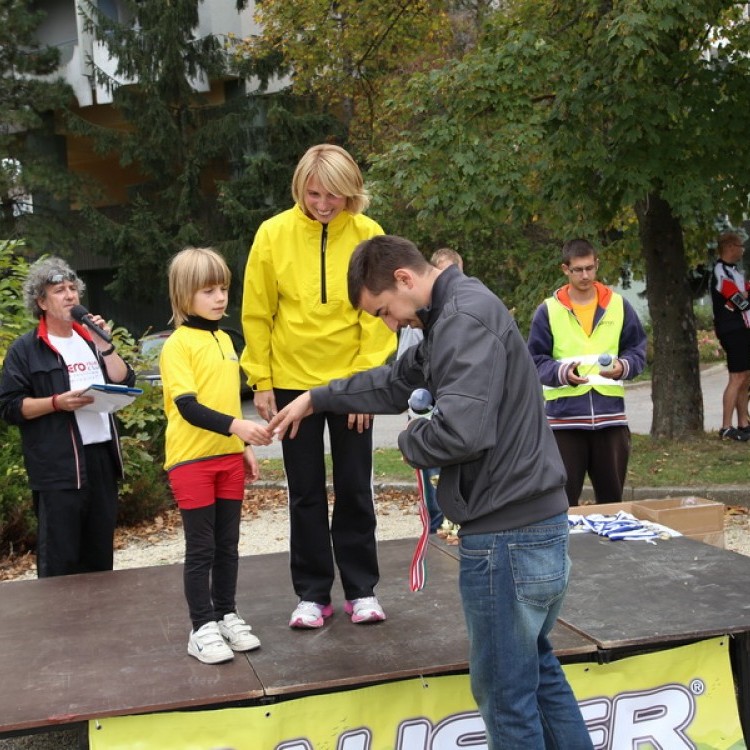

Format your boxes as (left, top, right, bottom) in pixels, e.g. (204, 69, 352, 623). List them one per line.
(0, 321, 136, 491)
(312, 266, 569, 535)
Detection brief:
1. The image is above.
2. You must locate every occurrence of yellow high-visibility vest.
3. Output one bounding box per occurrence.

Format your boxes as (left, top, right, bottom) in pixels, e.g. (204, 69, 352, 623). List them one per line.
(543, 293, 624, 401)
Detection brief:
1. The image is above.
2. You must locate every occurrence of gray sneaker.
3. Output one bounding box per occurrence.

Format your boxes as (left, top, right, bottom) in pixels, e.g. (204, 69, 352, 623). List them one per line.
(719, 427, 750, 442)
(188, 621, 234, 664)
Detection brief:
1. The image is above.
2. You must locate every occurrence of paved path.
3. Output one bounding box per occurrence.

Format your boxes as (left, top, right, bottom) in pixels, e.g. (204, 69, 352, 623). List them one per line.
(625, 363, 725, 435)
(243, 363, 729, 461)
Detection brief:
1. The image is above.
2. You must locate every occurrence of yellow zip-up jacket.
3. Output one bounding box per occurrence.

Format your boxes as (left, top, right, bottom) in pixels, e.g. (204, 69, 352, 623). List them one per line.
(241, 204, 396, 391)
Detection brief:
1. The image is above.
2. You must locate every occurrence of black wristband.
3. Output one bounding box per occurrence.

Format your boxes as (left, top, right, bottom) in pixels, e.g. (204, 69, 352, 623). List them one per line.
(100, 344, 116, 356)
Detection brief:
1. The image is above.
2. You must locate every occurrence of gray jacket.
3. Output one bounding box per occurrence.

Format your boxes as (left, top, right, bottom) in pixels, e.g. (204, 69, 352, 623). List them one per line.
(312, 266, 568, 535)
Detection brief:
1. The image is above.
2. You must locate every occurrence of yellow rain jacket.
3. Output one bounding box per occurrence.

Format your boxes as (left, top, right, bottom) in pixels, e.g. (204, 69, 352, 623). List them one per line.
(241, 204, 396, 391)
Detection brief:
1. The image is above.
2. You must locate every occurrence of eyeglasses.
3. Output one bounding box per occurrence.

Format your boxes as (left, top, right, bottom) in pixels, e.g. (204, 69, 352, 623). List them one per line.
(46, 271, 77, 285)
(566, 264, 597, 275)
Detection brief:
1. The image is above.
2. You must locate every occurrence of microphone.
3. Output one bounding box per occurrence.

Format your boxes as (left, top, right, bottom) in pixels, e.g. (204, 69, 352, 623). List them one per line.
(70, 304, 113, 343)
(408, 388, 435, 420)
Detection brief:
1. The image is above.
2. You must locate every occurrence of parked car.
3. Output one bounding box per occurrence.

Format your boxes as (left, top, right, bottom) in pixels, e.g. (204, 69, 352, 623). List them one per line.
(137, 327, 252, 399)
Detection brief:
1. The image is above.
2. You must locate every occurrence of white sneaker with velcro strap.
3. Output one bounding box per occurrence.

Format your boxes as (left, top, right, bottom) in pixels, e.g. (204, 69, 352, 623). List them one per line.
(187, 621, 234, 664)
(218, 612, 261, 651)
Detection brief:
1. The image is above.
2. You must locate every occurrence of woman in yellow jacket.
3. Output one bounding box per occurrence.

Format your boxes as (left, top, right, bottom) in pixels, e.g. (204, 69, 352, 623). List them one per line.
(241, 144, 396, 628)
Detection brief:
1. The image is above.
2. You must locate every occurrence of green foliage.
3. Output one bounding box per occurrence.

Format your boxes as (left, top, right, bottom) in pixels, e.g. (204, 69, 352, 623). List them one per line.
(241, 0, 452, 152)
(65, 0, 347, 309)
(216, 91, 346, 277)
(101, 326, 172, 525)
(369, 0, 750, 436)
(366, 37, 569, 326)
(693, 301, 723, 363)
(0, 1, 83, 248)
(371, 200, 564, 332)
(520, 1, 750, 249)
(374, 0, 750, 250)
(0, 240, 35, 553)
(0, 419, 36, 554)
(0, 240, 34, 360)
(696, 329, 723, 364)
(67, 0, 240, 300)
(693, 302, 715, 332)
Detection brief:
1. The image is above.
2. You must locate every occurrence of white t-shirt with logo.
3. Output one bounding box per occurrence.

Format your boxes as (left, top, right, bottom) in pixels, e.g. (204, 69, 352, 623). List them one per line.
(49, 333, 112, 445)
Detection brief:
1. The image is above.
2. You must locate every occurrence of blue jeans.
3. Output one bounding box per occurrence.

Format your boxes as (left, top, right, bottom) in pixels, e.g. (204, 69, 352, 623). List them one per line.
(459, 513, 592, 750)
(422, 467, 444, 532)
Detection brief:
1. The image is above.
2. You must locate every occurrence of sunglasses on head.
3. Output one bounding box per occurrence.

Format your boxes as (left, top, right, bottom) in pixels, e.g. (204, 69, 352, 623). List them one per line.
(46, 271, 77, 285)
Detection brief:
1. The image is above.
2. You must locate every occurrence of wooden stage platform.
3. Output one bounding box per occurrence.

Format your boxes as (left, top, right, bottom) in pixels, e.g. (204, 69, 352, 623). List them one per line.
(2, 534, 750, 741)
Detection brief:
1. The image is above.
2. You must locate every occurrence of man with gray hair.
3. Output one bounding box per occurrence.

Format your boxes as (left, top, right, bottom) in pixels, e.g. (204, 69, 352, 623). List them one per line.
(0, 256, 136, 577)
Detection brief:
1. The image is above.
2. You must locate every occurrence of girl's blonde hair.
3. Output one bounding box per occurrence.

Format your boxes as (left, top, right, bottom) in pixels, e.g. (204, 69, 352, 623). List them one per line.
(291, 144, 370, 216)
(168, 247, 231, 326)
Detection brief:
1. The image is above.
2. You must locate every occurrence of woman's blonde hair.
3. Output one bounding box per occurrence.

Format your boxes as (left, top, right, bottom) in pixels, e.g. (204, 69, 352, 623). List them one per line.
(291, 144, 370, 216)
(168, 247, 231, 326)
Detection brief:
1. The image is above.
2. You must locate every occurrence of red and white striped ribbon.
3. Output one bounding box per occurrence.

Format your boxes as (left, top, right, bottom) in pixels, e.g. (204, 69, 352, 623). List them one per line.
(409, 468, 431, 591)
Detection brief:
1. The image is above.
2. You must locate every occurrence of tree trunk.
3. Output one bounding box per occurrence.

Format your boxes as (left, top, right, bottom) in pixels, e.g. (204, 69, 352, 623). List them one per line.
(635, 192, 703, 438)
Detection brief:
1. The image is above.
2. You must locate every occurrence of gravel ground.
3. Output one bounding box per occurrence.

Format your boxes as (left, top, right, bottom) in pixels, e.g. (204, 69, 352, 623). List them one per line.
(2, 500, 749, 749)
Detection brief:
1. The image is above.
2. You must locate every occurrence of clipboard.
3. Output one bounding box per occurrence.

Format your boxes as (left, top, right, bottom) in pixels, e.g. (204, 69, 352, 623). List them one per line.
(78, 383, 143, 413)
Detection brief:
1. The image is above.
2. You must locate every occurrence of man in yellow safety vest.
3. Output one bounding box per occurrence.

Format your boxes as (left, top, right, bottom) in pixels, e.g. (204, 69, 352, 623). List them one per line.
(527, 238, 647, 506)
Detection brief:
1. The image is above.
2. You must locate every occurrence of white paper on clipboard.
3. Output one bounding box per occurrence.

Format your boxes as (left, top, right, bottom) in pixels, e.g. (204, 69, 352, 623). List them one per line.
(78, 383, 143, 413)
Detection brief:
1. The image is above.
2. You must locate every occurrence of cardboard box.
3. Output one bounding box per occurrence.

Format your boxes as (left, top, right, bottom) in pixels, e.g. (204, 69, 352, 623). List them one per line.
(567, 501, 633, 517)
(685, 530, 725, 548)
(631, 497, 725, 549)
(568, 496, 725, 548)
(632, 497, 724, 534)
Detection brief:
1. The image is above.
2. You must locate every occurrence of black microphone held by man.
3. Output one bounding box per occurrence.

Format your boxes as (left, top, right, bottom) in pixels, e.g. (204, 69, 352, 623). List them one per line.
(70, 304, 113, 343)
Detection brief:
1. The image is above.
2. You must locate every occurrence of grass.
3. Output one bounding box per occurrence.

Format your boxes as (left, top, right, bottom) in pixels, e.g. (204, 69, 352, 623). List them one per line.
(626, 433, 750, 487)
(256, 448, 415, 485)
(255, 433, 750, 488)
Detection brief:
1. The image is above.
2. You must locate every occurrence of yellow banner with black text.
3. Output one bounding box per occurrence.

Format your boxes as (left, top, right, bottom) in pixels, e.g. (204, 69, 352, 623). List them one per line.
(89, 636, 745, 750)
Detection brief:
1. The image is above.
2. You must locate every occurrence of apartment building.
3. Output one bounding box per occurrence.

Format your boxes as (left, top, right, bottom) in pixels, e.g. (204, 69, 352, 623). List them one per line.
(32, 0, 264, 207)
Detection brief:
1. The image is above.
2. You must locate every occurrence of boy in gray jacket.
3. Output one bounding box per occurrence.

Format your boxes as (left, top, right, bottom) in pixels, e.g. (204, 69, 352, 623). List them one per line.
(268, 235, 592, 749)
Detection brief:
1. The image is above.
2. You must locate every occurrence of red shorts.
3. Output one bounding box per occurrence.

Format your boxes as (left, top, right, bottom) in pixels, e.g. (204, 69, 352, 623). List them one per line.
(168, 454, 244, 510)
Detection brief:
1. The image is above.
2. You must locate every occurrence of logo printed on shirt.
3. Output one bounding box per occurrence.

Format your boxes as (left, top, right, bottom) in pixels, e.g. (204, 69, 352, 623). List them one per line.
(67, 361, 101, 374)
